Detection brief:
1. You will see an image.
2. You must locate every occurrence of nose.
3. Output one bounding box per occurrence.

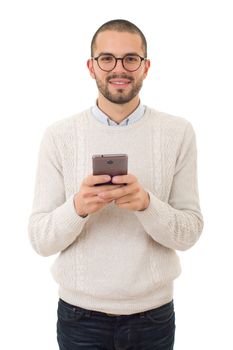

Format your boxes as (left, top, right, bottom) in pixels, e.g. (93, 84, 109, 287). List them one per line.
(113, 58, 127, 72)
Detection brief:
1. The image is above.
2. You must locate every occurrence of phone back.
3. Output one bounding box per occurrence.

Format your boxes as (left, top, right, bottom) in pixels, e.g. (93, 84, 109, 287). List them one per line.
(92, 154, 128, 177)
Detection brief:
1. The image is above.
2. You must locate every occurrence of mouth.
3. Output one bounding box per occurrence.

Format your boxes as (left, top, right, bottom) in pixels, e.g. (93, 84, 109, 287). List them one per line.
(108, 77, 132, 89)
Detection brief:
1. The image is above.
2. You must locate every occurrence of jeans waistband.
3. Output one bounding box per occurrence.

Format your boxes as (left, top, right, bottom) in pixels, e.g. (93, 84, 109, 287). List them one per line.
(59, 298, 173, 318)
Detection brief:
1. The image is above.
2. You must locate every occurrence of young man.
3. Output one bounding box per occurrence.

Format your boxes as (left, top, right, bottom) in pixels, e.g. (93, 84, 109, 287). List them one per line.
(28, 19, 203, 349)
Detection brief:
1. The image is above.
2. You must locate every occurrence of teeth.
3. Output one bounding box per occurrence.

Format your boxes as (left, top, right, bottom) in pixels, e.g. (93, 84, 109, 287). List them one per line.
(111, 81, 128, 84)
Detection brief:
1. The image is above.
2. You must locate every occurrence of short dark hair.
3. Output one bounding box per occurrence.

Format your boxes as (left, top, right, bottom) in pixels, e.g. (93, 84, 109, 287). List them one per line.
(91, 19, 147, 57)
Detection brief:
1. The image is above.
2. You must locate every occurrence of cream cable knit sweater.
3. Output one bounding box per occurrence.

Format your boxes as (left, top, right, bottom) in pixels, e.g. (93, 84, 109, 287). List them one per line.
(28, 107, 203, 315)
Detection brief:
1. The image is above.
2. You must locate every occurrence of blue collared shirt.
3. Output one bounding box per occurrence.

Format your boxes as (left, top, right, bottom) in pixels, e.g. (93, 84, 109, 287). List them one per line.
(91, 102, 145, 126)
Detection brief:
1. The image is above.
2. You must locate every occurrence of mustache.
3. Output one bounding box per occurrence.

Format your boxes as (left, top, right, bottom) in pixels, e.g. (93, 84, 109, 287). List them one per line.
(106, 74, 133, 82)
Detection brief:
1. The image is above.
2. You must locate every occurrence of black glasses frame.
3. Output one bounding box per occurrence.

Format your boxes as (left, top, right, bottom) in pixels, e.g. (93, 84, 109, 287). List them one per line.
(92, 53, 147, 72)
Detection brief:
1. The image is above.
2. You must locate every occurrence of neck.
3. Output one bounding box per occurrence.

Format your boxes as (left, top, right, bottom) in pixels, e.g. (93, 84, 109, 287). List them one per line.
(97, 95, 140, 124)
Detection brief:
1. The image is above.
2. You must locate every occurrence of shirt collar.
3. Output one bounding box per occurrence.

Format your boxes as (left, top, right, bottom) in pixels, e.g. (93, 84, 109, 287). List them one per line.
(91, 102, 145, 126)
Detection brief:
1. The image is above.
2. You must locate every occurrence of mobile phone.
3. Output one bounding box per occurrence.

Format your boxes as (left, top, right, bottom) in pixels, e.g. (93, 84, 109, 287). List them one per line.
(92, 154, 128, 185)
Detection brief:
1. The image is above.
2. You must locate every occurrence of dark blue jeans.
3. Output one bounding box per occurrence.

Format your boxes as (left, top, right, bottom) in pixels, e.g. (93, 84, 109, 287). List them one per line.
(57, 299, 175, 349)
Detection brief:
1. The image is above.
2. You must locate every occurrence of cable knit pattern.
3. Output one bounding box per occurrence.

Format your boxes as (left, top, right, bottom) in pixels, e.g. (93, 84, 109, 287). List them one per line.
(28, 107, 203, 315)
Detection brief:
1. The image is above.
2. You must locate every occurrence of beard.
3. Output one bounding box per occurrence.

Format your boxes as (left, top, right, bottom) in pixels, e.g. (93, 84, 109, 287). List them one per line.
(95, 74, 143, 104)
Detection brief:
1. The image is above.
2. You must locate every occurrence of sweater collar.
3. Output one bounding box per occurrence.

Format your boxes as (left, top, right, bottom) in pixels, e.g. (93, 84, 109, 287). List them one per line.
(91, 102, 145, 126)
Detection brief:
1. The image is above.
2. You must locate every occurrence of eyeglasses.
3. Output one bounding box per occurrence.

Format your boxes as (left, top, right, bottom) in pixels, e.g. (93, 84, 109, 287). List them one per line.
(92, 53, 147, 72)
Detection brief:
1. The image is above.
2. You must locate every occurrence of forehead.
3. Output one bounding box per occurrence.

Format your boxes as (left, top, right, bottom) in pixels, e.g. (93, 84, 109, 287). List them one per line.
(94, 30, 144, 56)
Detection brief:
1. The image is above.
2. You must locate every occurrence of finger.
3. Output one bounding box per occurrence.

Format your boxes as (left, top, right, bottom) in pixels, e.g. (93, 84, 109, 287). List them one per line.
(115, 194, 135, 204)
(93, 184, 123, 194)
(88, 201, 112, 214)
(111, 173, 136, 185)
(89, 185, 122, 196)
(83, 174, 111, 187)
(85, 194, 113, 205)
(97, 183, 134, 200)
(83, 184, 123, 199)
(115, 200, 139, 210)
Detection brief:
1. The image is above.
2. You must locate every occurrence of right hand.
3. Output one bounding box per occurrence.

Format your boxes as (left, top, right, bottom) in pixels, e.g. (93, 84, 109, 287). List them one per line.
(74, 175, 123, 217)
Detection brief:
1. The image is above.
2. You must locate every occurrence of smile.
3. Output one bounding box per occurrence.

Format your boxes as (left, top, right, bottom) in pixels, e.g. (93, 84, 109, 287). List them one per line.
(109, 79, 131, 87)
(111, 82, 128, 85)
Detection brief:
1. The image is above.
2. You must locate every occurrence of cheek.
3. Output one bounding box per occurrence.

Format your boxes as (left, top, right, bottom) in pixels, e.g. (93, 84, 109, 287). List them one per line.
(134, 73, 145, 83)
(94, 69, 108, 81)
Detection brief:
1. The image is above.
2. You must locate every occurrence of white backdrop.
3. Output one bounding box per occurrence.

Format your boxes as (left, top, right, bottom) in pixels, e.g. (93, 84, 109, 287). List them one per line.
(0, 0, 232, 349)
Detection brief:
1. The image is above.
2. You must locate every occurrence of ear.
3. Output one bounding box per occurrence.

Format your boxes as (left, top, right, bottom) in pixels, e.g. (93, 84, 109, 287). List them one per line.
(143, 59, 151, 79)
(87, 59, 96, 79)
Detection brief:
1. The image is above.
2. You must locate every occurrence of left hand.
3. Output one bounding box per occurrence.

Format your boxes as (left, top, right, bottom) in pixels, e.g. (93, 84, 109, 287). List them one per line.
(97, 174, 150, 211)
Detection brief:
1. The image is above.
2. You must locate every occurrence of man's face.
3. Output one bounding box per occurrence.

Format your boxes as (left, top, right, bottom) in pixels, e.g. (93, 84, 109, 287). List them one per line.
(87, 31, 150, 105)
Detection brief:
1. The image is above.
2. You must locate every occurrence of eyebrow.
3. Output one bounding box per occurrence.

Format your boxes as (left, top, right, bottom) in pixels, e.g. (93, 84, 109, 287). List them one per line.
(95, 51, 141, 57)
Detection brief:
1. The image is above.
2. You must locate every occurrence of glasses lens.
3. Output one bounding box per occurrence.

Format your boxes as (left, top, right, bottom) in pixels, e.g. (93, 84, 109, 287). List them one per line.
(97, 54, 116, 71)
(123, 55, 141, 72)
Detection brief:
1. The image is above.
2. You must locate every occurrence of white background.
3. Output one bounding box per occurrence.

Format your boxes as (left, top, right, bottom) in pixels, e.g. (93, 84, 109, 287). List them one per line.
(0, 0, 232, 349)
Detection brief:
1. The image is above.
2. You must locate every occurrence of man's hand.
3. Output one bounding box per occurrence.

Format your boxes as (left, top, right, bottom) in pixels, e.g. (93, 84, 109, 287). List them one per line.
(74, 175, 123, 217)
(97, 174, 150, 212)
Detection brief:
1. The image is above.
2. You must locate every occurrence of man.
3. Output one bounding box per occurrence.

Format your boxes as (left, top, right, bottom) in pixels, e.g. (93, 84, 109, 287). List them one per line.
(28, 19, 203, 349)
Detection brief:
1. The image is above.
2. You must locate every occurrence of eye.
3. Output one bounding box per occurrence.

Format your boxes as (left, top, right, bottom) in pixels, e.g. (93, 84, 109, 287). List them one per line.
(99, 55, 114, 63)
(124, 55, 139, 63)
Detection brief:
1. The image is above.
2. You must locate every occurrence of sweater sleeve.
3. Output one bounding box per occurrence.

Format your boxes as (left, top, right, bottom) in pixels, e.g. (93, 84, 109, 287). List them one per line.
(28, 127, 88, 257)
(135, 122, 204, 251)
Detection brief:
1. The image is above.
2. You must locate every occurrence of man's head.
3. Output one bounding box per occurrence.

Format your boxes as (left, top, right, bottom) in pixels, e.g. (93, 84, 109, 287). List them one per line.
(91, 19, 147, 58)
(87, 19, 150, 106)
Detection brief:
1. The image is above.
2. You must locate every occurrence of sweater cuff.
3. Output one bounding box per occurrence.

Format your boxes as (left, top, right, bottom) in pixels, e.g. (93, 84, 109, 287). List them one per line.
(134, 190, 173, 248)
(135, 190, 167, 227)
(53, 195, 89, 234)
